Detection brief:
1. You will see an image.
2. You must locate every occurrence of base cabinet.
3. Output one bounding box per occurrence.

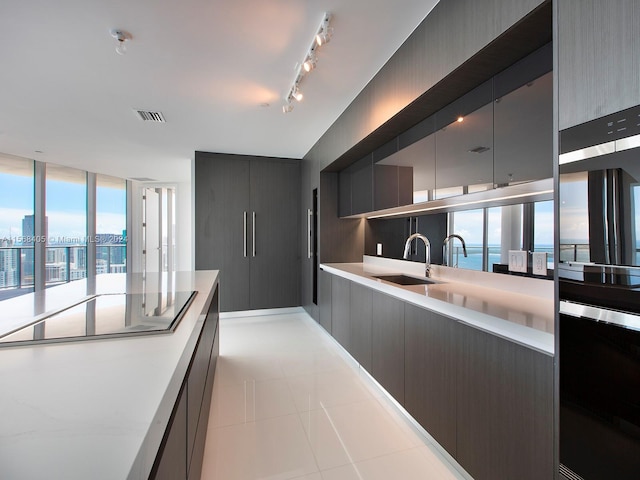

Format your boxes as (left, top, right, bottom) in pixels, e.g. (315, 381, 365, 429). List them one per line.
(404, 304, 458, 456)
(321, 271, 553, 480)
(154, 387, 188, 480)
(331, 275, 351, 350)
(151, 286, 219, 480)
(349, 283, 373, 371)
(456, 326, 554, 480)
(371, 293, 405, 404)
(319, 269, 332, 333)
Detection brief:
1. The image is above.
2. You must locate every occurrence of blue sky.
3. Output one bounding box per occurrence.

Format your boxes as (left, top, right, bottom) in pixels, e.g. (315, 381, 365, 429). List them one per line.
(0, 173, 126, 241)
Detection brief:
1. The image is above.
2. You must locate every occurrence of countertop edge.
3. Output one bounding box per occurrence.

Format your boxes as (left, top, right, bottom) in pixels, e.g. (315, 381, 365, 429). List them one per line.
(127, 273, 219, 479)
(321, 263, 554, 355)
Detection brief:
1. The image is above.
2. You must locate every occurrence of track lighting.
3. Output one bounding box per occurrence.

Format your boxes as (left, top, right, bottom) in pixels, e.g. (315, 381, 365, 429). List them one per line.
(302, 54, 317, 73)
(110, 29, 131, 55)
(282, 12, 332, 113)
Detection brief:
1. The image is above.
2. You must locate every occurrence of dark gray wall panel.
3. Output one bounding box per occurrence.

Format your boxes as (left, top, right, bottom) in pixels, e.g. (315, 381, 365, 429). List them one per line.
(320, 173, 363, 263)
(558, 0, 640, 129)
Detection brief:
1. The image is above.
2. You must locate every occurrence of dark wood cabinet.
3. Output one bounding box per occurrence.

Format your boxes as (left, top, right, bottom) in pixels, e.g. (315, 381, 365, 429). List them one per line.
(350, 155, 373, 215)
(349, 282, 373, 371)
(338, 154, 373, 217)
(195, 154, 249, 312)
(404, 304, 458, 456)
(371, 293, 405, 403)
(195, 152, 300, 312)
(154, 386, 188, 480)
(456, 324, 554, 480)
(248, 158, 301, 310)
(152, 285, 219, 480)
(494, 71, 553, 186)
(322, 272, 553, 479)
(331, 275, 351, 350)
(558, 0, 640, 130)
(319, 269, 332, 333)
(434, 80, 493, 196)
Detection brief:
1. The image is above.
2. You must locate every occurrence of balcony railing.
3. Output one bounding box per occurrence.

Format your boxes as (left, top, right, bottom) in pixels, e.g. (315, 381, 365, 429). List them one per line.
(0, 245, 126, 299)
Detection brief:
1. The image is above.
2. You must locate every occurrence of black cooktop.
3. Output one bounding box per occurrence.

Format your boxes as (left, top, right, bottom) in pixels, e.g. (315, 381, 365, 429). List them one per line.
(0, 290, 196, 347)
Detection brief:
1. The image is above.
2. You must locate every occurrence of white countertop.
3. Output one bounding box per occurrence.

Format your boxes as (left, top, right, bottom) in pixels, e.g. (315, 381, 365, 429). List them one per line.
(0, 270, 219, 480)
(322, 257, 554, 355)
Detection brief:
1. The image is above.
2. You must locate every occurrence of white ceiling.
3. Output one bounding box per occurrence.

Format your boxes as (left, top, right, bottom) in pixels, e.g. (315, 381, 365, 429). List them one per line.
(0, 0, 439, 183)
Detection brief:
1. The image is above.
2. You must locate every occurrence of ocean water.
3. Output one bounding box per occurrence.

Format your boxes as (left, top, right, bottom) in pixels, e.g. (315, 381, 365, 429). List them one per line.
(452, 245, 554, 271)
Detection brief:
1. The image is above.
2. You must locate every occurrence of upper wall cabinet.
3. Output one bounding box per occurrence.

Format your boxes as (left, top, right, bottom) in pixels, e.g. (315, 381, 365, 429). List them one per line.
(336, 44, 552, 218)
(494, 71, 553, 186)
(435, 102, 494, 198)
(377, 131, 435, 205)
(339, 154, 373, 217)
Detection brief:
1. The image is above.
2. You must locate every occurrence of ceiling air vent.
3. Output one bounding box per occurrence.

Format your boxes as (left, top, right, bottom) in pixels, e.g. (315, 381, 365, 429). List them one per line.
(134, 110, 166, 123)
(468, 146, 490, 154)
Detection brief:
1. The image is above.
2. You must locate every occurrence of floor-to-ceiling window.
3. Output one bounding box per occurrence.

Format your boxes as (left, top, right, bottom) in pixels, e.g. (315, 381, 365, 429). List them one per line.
(0, 153, 129, 301)
(96, 174, 127, 274)
(45, 164, 87, 285)
(0, 154, 34, 299)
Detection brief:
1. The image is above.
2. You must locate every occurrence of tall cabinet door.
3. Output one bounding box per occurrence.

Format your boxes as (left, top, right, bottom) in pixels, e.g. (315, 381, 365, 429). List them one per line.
(249, 159, 300, 309)
(195, 154, 250, 312)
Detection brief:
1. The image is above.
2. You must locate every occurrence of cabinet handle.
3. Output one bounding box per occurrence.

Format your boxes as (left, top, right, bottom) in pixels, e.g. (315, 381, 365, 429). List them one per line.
(307, 209, 313, 259)
(243, 211, 247, 258)
(252, 211, 256, 257)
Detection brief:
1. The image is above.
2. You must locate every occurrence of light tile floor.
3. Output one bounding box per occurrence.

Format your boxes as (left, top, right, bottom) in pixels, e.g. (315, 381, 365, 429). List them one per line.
(200, 309, 470, 480)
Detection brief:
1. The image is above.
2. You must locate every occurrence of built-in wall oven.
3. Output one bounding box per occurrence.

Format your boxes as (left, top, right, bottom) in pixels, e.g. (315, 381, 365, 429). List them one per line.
(559, 105, 640, 479)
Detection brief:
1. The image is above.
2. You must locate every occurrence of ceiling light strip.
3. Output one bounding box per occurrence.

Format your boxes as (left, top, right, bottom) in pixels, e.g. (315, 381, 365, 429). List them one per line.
(283, 12, 332, 113)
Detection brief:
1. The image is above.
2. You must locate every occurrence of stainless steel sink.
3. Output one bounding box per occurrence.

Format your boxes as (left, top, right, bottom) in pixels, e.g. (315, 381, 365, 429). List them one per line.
(373, 274, 441, 286)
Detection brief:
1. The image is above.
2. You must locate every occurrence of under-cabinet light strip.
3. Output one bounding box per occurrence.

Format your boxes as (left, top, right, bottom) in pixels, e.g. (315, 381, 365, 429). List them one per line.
(366, 189, 554, 219)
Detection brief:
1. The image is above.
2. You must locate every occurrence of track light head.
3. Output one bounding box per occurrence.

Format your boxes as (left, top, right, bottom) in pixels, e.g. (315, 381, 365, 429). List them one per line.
(315, 13, 333, 46)
(303, 55, 317, 73)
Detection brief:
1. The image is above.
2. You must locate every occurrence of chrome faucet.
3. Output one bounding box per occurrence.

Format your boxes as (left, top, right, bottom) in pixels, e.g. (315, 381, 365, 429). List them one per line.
(403, 233, 431, 277)
(442, 234, 468, 267)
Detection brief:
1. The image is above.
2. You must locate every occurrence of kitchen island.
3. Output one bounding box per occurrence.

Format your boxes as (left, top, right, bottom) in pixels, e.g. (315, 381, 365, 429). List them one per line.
(0, 270, 219, 480)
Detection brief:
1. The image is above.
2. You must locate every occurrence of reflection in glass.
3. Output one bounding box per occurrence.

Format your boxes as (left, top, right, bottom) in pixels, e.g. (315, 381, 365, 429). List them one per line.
(0, 154, 34, 299)
(0, 290, 195, 347)
(534, 200, 555, 266)
(451, 209, 484, 270)
(559, 172, 589, 262)
(435, 103, 494, 199)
